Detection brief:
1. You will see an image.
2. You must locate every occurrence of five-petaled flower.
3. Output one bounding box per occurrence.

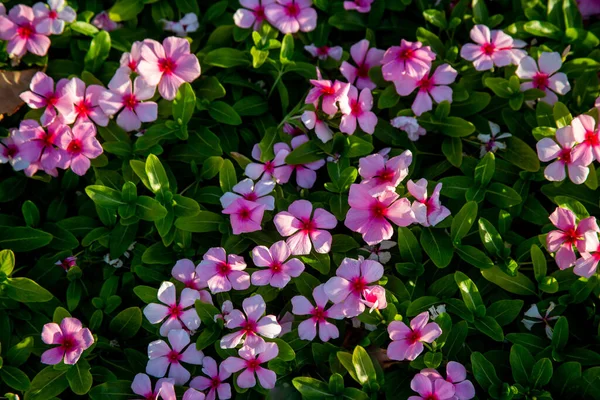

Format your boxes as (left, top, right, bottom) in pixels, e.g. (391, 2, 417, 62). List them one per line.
(189, 356, 232, 400)
(264, 0, 317, 34)
(516, 52, 571, 105)
(339, 86, 378, 135)
(536, 126, 589, 184)
(131, 374, 176, 400)
(99, 76, 158, 132)
(382, 39, 435, 81)
(292, 284, 344, 341)
(408, 373, 456, 400)
(251, 241, 305, 288)
(305, 43, 343, 61)
(358, 150, 412, 196)
(460, 24, 516, 71)
(0, 5, 51, 58)
(234, 0, 272, 31)
(546, 207, 598, 269)
(407, 179, 451, 227)
(20, 71, 73, 127)
(571, 114, 600, 166)
(477, 121, 512, 158)
(146, 329, 204, 385)
(387, 311, 442, 361)
(419, 362, 476, 400)
(41, 317, 94, 365)
(57, 122, 103, 176)
(33, 0, 76, 35)
(197, 247, 251, 293)
(340, 39, 384, 90)
(143, 281, 202, 337)
(222, 342, 279, 389)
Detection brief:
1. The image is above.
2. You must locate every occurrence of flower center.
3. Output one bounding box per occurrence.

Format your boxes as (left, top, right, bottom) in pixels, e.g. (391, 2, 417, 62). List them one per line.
(45, 93, 58, 107)
(357, 63, 370, 78)
(242, 320, 257, 335)
(167, 350, 181, 363)
(244, 192, 258, 201)
(128, 60, 137, 71)
(350, 99, 362, 116)
(75, 100, 92, 117)
(246, 358, 261, 371)
(122, 94, 138, 110)
(311, 306, 326, 322)
(254, 6, 265, 20)
(6, 146, 17, 158)
(482, 42, 495, 56)
(61, 336, 76, 351)
(363, 289, 379, 304)
(41, 131, 56, 148)
(49, 10, 58, 19)
(558, 147, 572, 164)
(218, 262, 231, 275)
(264, 160, 275, 174)
(350, 277, 367, 294)
(398, 48, 414, 61)
(210, 377, 221, 389)
(376, 168, 394, 183)
(322, 85, 336, 96)
(370, 202, 387, 218)
(238, 206, 251, 220)
(184, 280, 198, 289)
(317, 46, 330, 56)
(301, 218, 316, 233)
(424, 395, 438, 400)
(417, 76, 434, 91)
(407, 330, 421, 344)
(270, 261, 283, 272)
(285, 3, 300, 17)
(145, 393, 158, 400)
(158, 57, 176, 75)
(67, 139, 83, 154)
(168, 304, 183, 318)
(585, 130, 600, 146)
(17, 23, 34, 39)
(532, 73, 549, 90)
(563, 228, 580, 246)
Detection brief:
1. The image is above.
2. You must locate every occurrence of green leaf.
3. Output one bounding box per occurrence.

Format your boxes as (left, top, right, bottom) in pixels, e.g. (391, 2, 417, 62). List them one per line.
(531, 244, 547, 282)
(5, 277, 53, 302)
(454, 271, 485, 314)
(109, 222, 138, 259)
(473, 316, 504, 341)
(88, 380, 133, 400)
(407, 296, 440, 317)
(419, 115, 476, 137)
(444, 321, 468, 358)
(475, 152, 495, 187)
(67, 359, 93, 395)
(442, 137, 463, 167)
(481, 265, 537, 296)
(208, 101, 242, 125)
(347, 136, 375, 158)
(195, 300, 220, 326)
(145, 154, 170, 196)
(233, 95, 269, 116)
(416, 27, 445, 56)
(272, 338, 295, 361)
(285, 141, 324, 165)
(451, 201, 478, 244)
(295, 272, 321, 298)
(478, 218, 504, 257)
(455, 245, 494, 269)
(84, 31, 111, 73)
(553, 102, 573, 128)
(530, 358, 553, 388)
(135, 196, 167, 221)
(195, 324, 222, 351)
(25, 366, 68, 400)
(196, 76, 226, 101)
(0, 249, 15, 275)
(499, 137, 540, 172)
(6, 336, 34, 366)
(337, 351, 359, 383)
(397, 227, 422, 263)
(510, 344, 535, 385)
(109, 307, 142, 339)
(108, 0, 144, 21)
(352, 346, 376, 385)
(423, 9, 447, 29)
(420, 228, 453, 268)
(472, 0, 489, 23)
(219, 159, 237, 193)
(0, 366, 31, 391)
(86, 185, 125, 207)
(524, 20, 564, 39)
(70, 21, 99, 36)
(485, 182, 522, 208)
(174, 211, 224, 232)
(280, 33, 295, 63)
(552, 316, 569, 351)
(204, 48, 250, 68)
(292, 377, 334, 399)
(487, 299, 524, 326)
(470, 352, 501, 392)
(133, 285, 158, 303)
(172, 195, 200, 218)
(173, 83, 196, 126)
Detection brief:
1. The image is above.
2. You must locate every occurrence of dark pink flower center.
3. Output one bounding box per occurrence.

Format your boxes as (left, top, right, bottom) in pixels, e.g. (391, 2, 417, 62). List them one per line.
(158, 57, 177, 75)
(60, 335, 76, 351)
(370, 202, 387, 218)
(122, 94, 138, 110)
(244, 192, 258, 201)
(245, 358, 261, 371)
(75, 100, 92, 117)
(321, 85, 336, 96)
(350, 99, 362, 116)
(270, 261, 283, 272)
(563, 228, 580, 246)
(168, 304, 183, 318)
(264, 160, 275, 174)
(357, 63, 370, 78)
(417, 76, 434, 92)
(238, 206, 251, 220)
(210, 377, 221, 389)
(424, 395, 438, 400)
(128, 60, 138, 71)
(285, 3, 300, 17)
(184, 280, 199, 289)
(317, 46, 330, 56)
(41, 131, 56, 148)
(144, 393, 158, 400)
(67, 139, 83, 155)
(17, 23, 34, 39)
(532, 73, 549, 90)
(558, 147, 572, 164)
(254, 6, 265, 21)
(481, 42, 495, 56)
(242, 320, 257, 335)
(45, 93, 58, 107)
(217, 261, 231, 276)
(407, 330, 421, 344)
(49, 10, 58, 19)
(376, 168, 394, 183)
(350, 276, 367, 294)
(167, 350, 182, 363)
(585, 130, 600, 146)
(301, 218, 316, 233)
(363, 290, 379, 304)
(5, 145, 17, 158)
(311, 306, 326, 322)
(398, 47, 414, 61)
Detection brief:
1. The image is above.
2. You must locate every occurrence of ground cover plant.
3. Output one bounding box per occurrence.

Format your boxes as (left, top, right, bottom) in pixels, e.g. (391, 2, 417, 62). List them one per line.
(1, 0, 600, 399)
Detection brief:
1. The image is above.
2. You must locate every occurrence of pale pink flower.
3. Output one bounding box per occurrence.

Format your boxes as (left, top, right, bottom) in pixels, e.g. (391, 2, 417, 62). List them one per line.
(0, 3, 5, 14)
(577, 0, 600, 18)
(305, 44, 343, 61)
(264, 0, 317, 34)
(63, 78, 109, 128)
(358, 150, 412, 195)
(131, 374, 176, 400)
(477, 121, 511, 158)
(220, 178, 275, 211)
(251, 241, 305, 288)
(41, 318, 94, 365)
(391, 116, 427, 141)
(163, 13, 199, 36)
(55, 255, 77, 272)
(0, 129, 32, 171)
(274, 200, 337, 255)
(91, 11, 120, 31)
(245, 144, 293, 184)
(575, 234, 600, 278)
(292, 284, 344, 342)
(20, 72, 73, 127)
(214, 300, 234, 324)
(522, 303, 559, 340)
(407, 179, 451, 227)
(119, 41, 144, 75)
(536, 126, 589, 184)
(222, 197, 265, 235)
(509, 39, 528, 65)
(220, 295, 281, 350)
(172, 259, 208, 291)
(460, 25, 515, 71)
(387, 312, 442, 361)
(571, 114, 600, 166)
(234, 0, 273, 31)
(33, 0, 76, 35)
(196, 247, 250, 294)
(138, 37, 202, 100)
(323, 257, 387, 317)
(339, 86, 378, 134)
(146, 329, 204, 385)
(394, 64, 457, 116)
(344, 0, 374, 13)
(301, 110, 334, 143)
(283, 122, 305, 137)
(99, 76, 158, 132)
(306, 68, 351, 116)
(222, 342, 279, 389)
(17, 119, 70, 171)
(183, 388, 205, 400)
(57, 122, 103, 176)
(0, 5, 51, 58)
(547, 207, 598, 269)
(345, 183, 414, 245)
(409, 374, 455, 400)
(143, 281, 201, 337)
(516, 52, 571, 105)
(278, 312, 294, 336)
(340, 39, 384, 90)
(189, 356, 232, 400)
(381, 39, 435, 81)
(419, 362, 476, 400)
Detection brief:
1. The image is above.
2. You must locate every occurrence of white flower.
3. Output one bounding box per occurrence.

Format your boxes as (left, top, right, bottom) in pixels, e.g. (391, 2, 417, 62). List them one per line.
(429, 304, 446, 320)
(103, 254, 123, 269)
(163, 13, 199, 36)
(391, 116, 427, 141)
(522, 302, 559, 339)
(477, 121, 511, 158)
(359, 240, 395, 264)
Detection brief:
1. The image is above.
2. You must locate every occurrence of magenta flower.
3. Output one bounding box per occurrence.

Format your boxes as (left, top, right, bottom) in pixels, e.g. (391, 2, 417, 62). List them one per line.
(55, 256, 77, 272)
(394, 64, 457, 116)
(301, 110, 334, 143)
(274, 199, 337, 255)
(305, 43, 343, 61)
(323, 257, 387, 317)
(220, 294, 281, 349)
(222, 342, 279, 389)
(245, 144, 293, 184)
(339, 86, 378, 135)
(234, 0, 273, 31)
(222, 197, 266, 235)
(391, 116, 427, 142)
(345, 183, 414, 245)
(572, 115, 600, 166)
(64, 78, 109, 128)
(118, 41, 144, 75)
(407, 179, 451, 227)
(387, 312, 442, 361)
(0, 5, 51, 58)
(138, 37, 201, 100)
(0, 129, 32, 171)
(196, 247, 250, 294)
(41, 318, 94, 365)
(344, 0, 374, 13)
(20, 72, 73, 127)
(285, 137, 326, 188)
(382, 39, 435, 81)
(547, 207, 599, 269)
(292, 284, 344, 342)
(251, 241, 305, 288)
(143, 281, 202, 337)
(172, 259, 206, 291)
(99, 76, 158, 132)
(18, 120, 69, 172)
(264, 0, 317, 34)
(460, 25, 515, 71)
(189, 356, 232, 400)
(575, 234, 600, 278)
(358, 151, 412, 195)
(146, 329, 204, 385)
(409, 374, 455, 400)
(57, 122, 102, 176)
(340, 39, 384, 90)
(91, 11, 120, 31)
(33, 0, 76, 35)
(420, 362, 476, 400)
(306, 68, 351, 116)
(536, 126, 589, 184)
(220, 178, 275, 211)
(131, 374, 176, 400)
(516, 52, 571, 105)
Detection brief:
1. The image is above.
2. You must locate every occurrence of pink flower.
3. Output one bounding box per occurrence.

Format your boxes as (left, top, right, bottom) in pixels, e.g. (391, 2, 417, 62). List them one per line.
(63, 78, 109, 128)
(222, 197, 266, 235)
(382, 40, 435, 81)
(91, 11, 120, 31)
(460, 25, 515, 71)
(251, 241, 305, 288)
(340, 39, 384, 90)
(220, 294, 281, 350)
(278, 311, 294, 336)
(571, 114, 600, 166)
(120, 41, 144, 74)
(143, 281, 201, 337)
(274, 199, 337, 255)
(305, 43, 343, 61)
(391, 116, 427, 141)
(419, 362, 476, 400)
(283, 122, 305, 137)
(99, 76, 158, 132)
(394, 64, 457, 116)
(301, 110, 334, 143)
(19, 72, 73, 127)
(197, 247, 250, 293)
(138, 37, 201, 100)
(509, 39, 528, 65)
(575, 234, 600, 278)
(183, 388, 205, 400)
(41, 318, 94, 365)
(18, 119, 69, 172)
(536, 126, 589, 184)
(146, 329, 204, 385)
(358, 150, 412, 195)
(172, 259, 207, 291)
(0, 129, 32, 171)
(344, 0, 374, 13)
(516, 52, 571, 105)
(547, 207, 599, 269)
(55, 255, 77, 271)
(577, 0, 600, 18)
(409, 374, 455, 400)
(323, 257, 387, 317)
(339, 86, 378, 134)
(264, 0, 317, 34)
(407, 179, 451, 227)
(345, 183, 414, 245)
(477, 121, 511, 158)
(245, 144, 293, 183)
(215, 300, 234, 324)
(189, 356, 232, 400)
(163, 13, 199, 37)
(0, 5, 51, 58)
(220, 178, 275, 211)
(56, 122, 102, 176)
(33, 0, 76, 35)
(234, 0, 273, 31)
(306, 68, 351, 116)
(131, 374, 176, 400)
(387, 311, 442, 361)
(222, 342, 279, 389)
(292, 284, 344, 341)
